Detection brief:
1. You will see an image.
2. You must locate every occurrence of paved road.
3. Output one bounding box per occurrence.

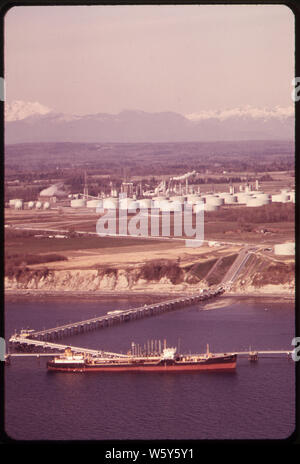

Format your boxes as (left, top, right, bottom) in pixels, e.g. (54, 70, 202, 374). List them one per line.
(221, 246, 256, 286)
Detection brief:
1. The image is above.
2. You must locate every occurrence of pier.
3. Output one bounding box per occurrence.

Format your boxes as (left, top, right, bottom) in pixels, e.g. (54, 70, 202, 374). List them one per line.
(6, 336, 127, 358)
(7, 286, 292, 363)
(5, 349, 293, 365)
(8, 288, 223, 355)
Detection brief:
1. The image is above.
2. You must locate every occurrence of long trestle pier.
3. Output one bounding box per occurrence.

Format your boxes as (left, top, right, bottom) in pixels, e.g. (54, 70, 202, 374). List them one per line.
(8, 288, 223, 356)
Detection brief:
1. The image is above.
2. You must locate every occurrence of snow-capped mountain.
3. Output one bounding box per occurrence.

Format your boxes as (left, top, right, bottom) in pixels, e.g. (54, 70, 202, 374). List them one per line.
(185, 105, 294, 121)
(5, 101, 294, 144)
(5, 100, 52, 122)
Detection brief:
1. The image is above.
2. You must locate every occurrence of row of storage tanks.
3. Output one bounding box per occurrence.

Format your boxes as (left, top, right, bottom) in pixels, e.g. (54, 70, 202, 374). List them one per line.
(69, 189, 295, 212)
(9, 199, 51, 210)
(10, 189, 294, 211)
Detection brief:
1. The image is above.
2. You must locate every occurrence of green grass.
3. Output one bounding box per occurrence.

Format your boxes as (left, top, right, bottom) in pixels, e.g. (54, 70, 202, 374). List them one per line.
(206, 254, 237, 286)
(5, 234, 165, 255)
(187, 259, 217, 281)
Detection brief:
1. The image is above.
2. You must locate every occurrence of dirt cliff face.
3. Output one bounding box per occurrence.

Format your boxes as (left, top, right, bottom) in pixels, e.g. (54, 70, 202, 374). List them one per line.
(4, 255, 295, 296)
(4, 267, 206, 294)
(230, 254, 295, 296)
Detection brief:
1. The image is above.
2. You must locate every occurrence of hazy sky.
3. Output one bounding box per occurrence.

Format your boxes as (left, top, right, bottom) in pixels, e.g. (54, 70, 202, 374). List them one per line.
(5, 4, 294, 115)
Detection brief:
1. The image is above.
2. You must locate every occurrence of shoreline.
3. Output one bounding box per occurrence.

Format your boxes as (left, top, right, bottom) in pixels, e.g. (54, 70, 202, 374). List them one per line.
(4, 288, 295, 304)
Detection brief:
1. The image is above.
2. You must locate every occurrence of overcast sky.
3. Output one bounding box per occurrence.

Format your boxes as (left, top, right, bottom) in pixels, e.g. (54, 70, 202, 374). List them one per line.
(5, 4, 295, 115)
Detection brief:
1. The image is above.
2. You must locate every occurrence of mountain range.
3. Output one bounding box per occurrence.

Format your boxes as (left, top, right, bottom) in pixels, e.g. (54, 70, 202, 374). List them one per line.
(5, 101, 294, 144)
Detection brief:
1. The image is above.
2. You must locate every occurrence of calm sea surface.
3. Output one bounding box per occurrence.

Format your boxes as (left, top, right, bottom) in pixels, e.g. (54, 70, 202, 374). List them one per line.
(4, 296, 295, 441)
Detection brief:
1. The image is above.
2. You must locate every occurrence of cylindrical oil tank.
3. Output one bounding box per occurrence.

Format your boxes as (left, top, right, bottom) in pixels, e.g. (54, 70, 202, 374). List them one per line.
(153, 199, 164, 209)
(35, 201, 42, 209)
(86, 199, 103, 209)
(288, 191, 295, 203)
(223, 195, 237, 204)
(119, 198, 130, 210)
(186, 195, 200, 205)
(274, 242, 295, 255)
(71, 199, 86, 208)
(28, 201, 35, 209)
(271, 194, 289, 203)
(43, 201, 50, 210)
(193, 202, 205, 213)
(127, 201, 139, 213)
(246, 198, 264, 207)
(153, 196, 166, 201)
(169, 196, 186, 203)
(14, 200, 23, 210)
(138, 199, 152, 209)
(103, 198, 118, 210)
(218, 192, 230, 198)
(236, 193, 251, 204)
(9, 199, 18, 207)
(119, 198, 138, 210)
(206, 196, 224, 206)
(159, 200, 172, 212)
(204, 203, 219, 212)
(169, 201, 183, 212)
(254, 193, 271, 200)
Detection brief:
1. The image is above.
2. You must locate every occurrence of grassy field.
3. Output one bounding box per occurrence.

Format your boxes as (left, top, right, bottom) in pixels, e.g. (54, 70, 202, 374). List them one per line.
(5, 232, 166, 255)
(5, 201, 295, 245)
(206, 254, 238, 286)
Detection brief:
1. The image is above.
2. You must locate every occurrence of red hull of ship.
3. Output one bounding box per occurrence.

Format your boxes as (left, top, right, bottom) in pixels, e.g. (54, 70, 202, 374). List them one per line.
(47, 361, 236, 373)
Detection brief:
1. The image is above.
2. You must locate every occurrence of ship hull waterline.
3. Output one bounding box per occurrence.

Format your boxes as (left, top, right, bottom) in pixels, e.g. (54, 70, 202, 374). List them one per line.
(47, 360, 237, 373)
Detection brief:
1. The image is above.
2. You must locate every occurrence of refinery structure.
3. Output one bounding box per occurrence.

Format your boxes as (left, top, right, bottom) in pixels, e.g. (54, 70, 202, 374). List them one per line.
(8, 169, 295, 213)
(6, 169, 295, 257)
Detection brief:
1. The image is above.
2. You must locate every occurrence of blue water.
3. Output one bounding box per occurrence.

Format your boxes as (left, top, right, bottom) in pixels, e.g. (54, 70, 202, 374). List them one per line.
(4, 296, 295, 440)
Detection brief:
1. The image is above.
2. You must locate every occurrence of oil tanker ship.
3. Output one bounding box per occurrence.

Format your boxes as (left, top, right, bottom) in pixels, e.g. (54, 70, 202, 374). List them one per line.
(47, 343, 237, 373)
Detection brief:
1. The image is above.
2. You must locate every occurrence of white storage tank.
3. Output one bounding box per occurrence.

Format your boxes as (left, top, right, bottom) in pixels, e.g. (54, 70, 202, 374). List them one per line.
(236, 193, 251, 204)
(35, 201, 42, 209)
(119, 198, 131, 210)
(274, 242, 295, 256)
(223, 195, 238, 204)
(271, 193, 289, 203)
(169, 196, 185, 203)
(159, 200, 172, 212)
(71, 199, 86, 208)
(120, 198, 139, 211)
(103, 198, 118, 210)
(254, 191, 268, 196)
(186, 195, 201, 205)
(246, 198, 263, 207)
(43, 202, 50, 210)
(206, 196, 224, 206)
(127, 201, 139, 213)
(204, 203, 219, 212)
(138, 199, 152, 209)
(9, 199, 18, 207)
(218, 192, 230, 198)
(193, 202, 205, 213)
(14, 200, 23, 210)
(86, 199, 103, 209)
(169, 201, 183, 212)
(28, 201, 35, 209)
(153, 198, 166, 209)
(259, 197, 271, 205)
